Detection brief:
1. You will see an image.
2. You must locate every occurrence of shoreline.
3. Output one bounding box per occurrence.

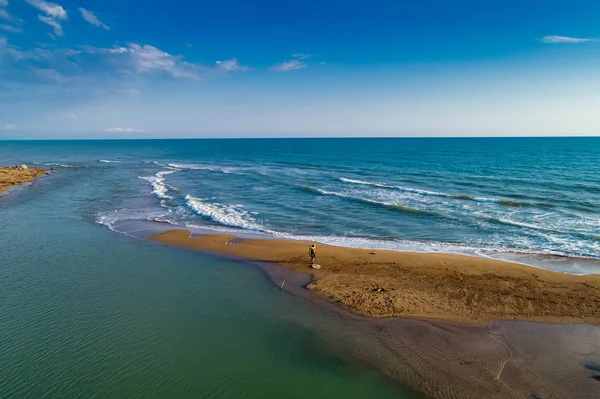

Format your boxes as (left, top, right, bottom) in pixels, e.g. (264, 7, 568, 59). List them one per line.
(0, 166, 48, 196)
(150, 229, 600, 325)
(109, 217, 600, 275)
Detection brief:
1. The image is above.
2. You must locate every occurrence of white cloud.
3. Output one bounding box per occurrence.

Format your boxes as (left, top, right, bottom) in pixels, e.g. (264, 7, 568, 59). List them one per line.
(0, 24, 21, 32)
(66, 114, 77, 119)
(269, 60, 307, 72)
(106, 127, 145, 133)
(215, 58, 248, 71)
(269, 53, 311, 72)
(0, 38, 246, 91)
(79, 8, 109, 30)
(0, 1, 8, 7)
(3, 123, 16, 129)
(84, 43, 207, 80)
(541, 35, 596, 44)
(26, 0, 67, 19)
(27, 0, 66, 36)
(38, 15, 63, 36)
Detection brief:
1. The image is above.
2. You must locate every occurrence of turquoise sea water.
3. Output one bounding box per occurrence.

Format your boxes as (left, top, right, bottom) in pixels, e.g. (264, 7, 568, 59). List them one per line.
(2, 138, 600, 397)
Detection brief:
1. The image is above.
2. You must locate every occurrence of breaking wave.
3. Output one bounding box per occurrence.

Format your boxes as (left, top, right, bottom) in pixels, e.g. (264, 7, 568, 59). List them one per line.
(185, 195, 269, 232)
(168, 163, 243, 174)
(139, 169, 180, 200)
(302, 186, 434, 216)
(340, 177, 555, 208)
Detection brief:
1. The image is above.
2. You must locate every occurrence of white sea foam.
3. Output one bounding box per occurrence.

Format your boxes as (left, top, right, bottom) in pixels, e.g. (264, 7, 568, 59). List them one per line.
(139, 169, 180, 200)
(99, 159, 121, 163)
(34, 162, 75, 168)
(95, 208, 170, 231)
(340, 176, 535, 204)
(340, 177, 451, 197)
(339, 177, 395, 189)
(185, 194, 269, 232)
(493, 217, 549, 231)
(305, 186, 430, 215)
(308, 186, 383, 204)
(168, 163, 242, 174)
(167, 162, 272, 176)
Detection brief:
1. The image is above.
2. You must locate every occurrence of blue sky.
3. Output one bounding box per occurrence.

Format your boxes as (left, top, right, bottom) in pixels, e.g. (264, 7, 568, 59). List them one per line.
(0, 0, 599, 138)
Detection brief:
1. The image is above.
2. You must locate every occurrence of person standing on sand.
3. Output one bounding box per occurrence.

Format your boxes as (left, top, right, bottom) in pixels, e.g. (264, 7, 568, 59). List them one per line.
(309, 244, 317, 264)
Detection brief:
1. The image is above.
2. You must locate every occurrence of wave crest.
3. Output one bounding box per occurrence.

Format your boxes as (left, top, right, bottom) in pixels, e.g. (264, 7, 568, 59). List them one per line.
(139, 169, 180, 200)
(303, 186, 432, 216)
(168, 163, 243, 174)
(185, 195, 268, 232)
(340, 177, 557, 208)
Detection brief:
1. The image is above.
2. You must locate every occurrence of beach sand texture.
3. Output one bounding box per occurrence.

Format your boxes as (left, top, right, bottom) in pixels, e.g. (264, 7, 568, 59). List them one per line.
(0, 166, 46, 194)
(151, 230, 600, 325)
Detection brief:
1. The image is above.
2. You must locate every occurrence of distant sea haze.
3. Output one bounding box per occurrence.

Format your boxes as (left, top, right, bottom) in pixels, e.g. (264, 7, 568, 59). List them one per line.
(5, 137, 599, 273)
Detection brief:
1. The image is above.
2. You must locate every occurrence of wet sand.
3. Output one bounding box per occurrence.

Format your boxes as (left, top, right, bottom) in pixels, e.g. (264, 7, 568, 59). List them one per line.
(146, 229, 600, 398)
(0, 166, 47, 195)
(150, 230, 600, 325)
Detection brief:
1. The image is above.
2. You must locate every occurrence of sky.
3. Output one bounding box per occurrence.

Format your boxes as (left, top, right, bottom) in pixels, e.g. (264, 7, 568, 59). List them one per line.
(0, 0, 600, 139)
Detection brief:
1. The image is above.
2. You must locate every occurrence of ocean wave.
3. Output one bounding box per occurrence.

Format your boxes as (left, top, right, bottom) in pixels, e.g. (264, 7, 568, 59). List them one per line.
(139, 169, 180, 200)
(487, 217, 549, 232)
(95, 208, 170, 231)
(498, 199, 531, 207)
(34, 162, 76, 168)
(340, 177, 447, 197)
(303, 186, 433, 216)
(99, 159, 121, 163)
(169, 163, 271, 176)
(466, 197, 554, 208)
(340, 177, 557, 208)
(168, 163, 244, 174)
(185, 195, 269, 232)
(339, 177, 395, 189)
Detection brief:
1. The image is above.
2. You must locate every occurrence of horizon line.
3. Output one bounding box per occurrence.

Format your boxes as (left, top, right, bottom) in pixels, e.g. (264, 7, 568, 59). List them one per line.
(1, 135, 600, 141)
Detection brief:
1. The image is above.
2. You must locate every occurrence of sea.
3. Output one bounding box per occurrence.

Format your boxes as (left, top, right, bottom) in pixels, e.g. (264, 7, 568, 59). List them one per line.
(1, 137, 599, 398)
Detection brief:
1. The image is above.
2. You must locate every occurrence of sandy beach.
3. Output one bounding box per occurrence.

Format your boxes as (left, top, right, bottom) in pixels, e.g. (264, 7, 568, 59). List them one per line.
(151, 230, 600, 325)
(0, 166, 47, 194)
